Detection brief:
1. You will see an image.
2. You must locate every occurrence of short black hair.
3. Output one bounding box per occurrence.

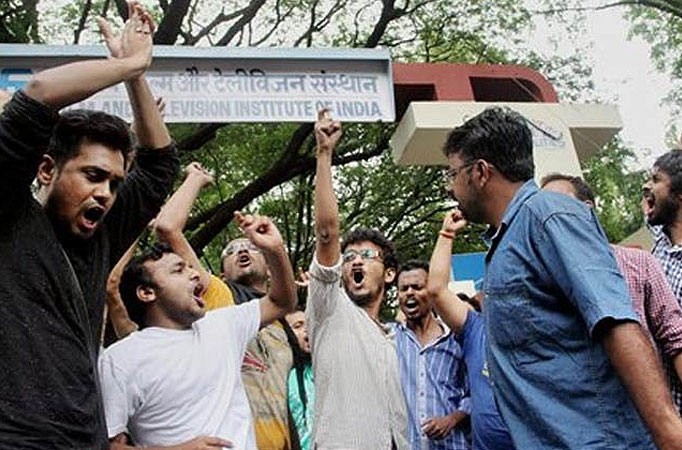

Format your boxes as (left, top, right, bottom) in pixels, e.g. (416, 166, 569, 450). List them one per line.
(443, 107, 534, 182)
(654, 149, 682, 196)
(119, 242, 174, 328)
(398, 259, 429, 277)
(540, 173, 595, 204)
(340, 227, 398, 271)
(47, 110, 133, 168)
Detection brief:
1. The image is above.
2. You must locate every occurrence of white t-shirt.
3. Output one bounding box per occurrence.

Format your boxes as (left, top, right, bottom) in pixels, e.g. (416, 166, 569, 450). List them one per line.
(99, 301, 261, 449)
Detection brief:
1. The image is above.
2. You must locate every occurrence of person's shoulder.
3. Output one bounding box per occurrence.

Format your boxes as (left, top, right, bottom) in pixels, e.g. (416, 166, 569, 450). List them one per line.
(524, 190, 592, 221)
(612, 244, 649, 260)
(100, 332, 145, 370)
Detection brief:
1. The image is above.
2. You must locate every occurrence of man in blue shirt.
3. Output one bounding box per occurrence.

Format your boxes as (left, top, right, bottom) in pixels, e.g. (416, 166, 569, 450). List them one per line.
(442, 107, 682, 449)
(392, 260, 471, 450)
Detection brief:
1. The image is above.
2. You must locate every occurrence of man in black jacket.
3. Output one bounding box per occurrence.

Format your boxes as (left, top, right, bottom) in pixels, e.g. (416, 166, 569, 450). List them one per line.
(0, 3, 178, 448)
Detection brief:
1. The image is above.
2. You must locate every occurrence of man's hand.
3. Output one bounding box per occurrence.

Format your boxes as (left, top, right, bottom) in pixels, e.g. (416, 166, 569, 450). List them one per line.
(184, 162, 214, 188)
(0, 88, 10, 113)
(421, 414, 461, 440)
(234, 211, 285, 254)
(295, 267, 311, 289)
(97, 1, 154, 78)
(177, 436, 233, 449)
(442, 209, 467, 235)
(314, 108, 342, 155)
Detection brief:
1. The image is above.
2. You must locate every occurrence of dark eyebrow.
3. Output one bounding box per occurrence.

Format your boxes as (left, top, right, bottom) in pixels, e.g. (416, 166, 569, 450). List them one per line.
(82, 166, 124, 182)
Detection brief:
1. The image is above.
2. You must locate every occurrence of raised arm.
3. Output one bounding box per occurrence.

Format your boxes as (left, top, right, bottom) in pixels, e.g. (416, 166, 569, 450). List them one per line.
(25, 3, 151, 109)
(154, 162, 213, 293)
(106, 235, 143, 339)
(234, 212, 297, 327)
(314, 109, 343, 266)
(98, 5, 170, 150)
(426, 210, 470, 334)
(101, 3, 180, 264)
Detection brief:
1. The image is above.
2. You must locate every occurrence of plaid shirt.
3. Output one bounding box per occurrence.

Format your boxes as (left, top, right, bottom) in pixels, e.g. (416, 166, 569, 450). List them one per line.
(649, 226, 682, 414)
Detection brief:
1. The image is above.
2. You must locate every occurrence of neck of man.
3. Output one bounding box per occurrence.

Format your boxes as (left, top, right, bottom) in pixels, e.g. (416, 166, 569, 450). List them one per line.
(407, 312, 441, 346)
(666, 214, 682, 246)
(146, 310, 193, 331)
(362, 292, 385, 321)
(488, 180, 526, 228)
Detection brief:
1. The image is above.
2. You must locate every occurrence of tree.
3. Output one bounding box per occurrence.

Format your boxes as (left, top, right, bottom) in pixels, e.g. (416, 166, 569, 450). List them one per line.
(6, 0, 629, 291)
(1, 0, 40, 43)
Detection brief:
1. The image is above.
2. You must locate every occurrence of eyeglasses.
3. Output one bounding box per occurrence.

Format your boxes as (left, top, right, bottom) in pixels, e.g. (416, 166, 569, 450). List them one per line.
(224, 240, 261, 256)
(342, 248, 383, 263)
(444, 161, 475, 183)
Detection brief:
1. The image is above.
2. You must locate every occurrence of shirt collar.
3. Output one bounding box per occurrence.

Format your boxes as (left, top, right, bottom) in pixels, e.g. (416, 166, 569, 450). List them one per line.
(650, 224, 682, 254)
(395, 318, 451, 349)
(481, 179, 539, 256)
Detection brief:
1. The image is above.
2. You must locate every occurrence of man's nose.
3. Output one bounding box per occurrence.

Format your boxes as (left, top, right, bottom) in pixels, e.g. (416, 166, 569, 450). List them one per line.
(93, 181, 113, 204)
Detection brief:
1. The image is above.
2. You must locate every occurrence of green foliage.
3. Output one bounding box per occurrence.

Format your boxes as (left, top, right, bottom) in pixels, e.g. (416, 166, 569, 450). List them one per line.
(583, 138, 648, 243)
(0, 0, 40, 43)
(4, 0, 651, 319)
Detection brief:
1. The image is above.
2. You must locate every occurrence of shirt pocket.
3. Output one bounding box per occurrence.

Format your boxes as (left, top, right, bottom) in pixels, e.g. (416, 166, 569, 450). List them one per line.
(485, 283, 535, 350)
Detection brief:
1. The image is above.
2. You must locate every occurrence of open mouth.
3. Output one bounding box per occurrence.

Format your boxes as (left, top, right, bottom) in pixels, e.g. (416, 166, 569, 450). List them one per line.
(643, 193, 655, 216)
(193, 283, 205, 308)
(83, 206, 105, 224)
(352, 270, 364, 284)
(237, 254, 251, 267)
(404, 297, 419, 313)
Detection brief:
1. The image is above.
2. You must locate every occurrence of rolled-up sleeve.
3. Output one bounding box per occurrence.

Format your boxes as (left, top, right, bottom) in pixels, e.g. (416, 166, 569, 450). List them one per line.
(538, 211, 639, 335)
(306, 253, 343, 340)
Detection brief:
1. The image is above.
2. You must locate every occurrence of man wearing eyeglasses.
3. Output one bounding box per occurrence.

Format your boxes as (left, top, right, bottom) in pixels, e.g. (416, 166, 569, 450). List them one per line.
(216, 238, 295, 450)
(443, 107, 682, 450)
(307, 109, 408, 450)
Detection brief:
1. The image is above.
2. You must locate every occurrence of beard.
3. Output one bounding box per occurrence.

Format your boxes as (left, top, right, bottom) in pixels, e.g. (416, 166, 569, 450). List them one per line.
(231, 267, 267, 291)
(344, 283, 382, 308)
(648, 195, 679, 227)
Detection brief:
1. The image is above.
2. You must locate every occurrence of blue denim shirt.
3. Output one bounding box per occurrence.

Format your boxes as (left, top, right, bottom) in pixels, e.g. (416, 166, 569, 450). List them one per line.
(482, 180, 654, 449)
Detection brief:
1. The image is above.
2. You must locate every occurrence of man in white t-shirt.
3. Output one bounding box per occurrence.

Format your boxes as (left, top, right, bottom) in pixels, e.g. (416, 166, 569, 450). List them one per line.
(99, 212, 297, 449)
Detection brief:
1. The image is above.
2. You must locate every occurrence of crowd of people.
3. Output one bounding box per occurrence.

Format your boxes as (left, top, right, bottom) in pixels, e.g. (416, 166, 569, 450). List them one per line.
(7, 2, 682, 449)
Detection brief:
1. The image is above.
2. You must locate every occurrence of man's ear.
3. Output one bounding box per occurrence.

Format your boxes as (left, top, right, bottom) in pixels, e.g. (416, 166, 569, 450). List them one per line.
(384, 267, 396, 285)
(475, 160, 492, 188)
(136, 285, 157, 304)
(36, 154, 57, 187)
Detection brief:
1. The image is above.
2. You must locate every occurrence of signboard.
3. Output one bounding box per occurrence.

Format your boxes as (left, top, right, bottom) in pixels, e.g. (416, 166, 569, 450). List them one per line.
(452, 252, 486, 291)
(0, 45, 395, 123)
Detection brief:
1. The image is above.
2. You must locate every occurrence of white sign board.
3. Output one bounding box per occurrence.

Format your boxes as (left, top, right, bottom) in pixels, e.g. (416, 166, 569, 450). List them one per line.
(0, 45, 395, 123)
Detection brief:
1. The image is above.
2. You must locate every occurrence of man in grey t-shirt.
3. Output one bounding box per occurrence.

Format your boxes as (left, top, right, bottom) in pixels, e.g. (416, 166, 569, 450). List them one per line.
(307, 109, 408, 450)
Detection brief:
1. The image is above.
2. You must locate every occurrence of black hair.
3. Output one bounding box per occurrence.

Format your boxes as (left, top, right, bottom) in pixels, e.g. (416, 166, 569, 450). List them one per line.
(340, 227, 398, 271)
(119, 242, 174, 328)
(281, 313, 311, 418)
(47, 109, 133, 168)
(443, 107, 534, 182)
(654, 149, 682, 196)
(397, 259, 429, 277)
(540, 173, 595, 204)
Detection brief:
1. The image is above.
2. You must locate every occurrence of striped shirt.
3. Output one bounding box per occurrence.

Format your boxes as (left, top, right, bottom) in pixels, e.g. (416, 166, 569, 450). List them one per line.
(649, 226, 682, 414)
(392, 321, 471, 450)
(306, 255, 409, 450)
